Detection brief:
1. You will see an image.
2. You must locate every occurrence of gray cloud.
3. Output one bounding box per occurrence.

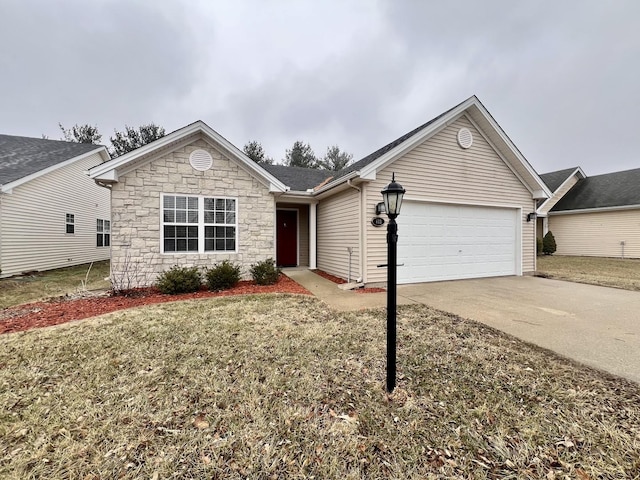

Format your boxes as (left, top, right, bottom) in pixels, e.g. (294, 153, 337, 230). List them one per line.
(0, 0, 199, 140)
(1, 0, 638, 175)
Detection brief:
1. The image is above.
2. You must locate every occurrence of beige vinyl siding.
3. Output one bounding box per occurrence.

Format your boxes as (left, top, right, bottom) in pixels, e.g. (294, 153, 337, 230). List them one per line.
(277, 203, 309, 266)
(317, 188, 360, 280)
(548, 209, 640, 258)
(363, 116, 535, 283)
(538, 175, 579, 215)
(0, 152, 110, 277)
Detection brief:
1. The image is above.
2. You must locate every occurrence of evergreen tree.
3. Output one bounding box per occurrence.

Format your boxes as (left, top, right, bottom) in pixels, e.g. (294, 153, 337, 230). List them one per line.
(542, 231, 557, 255)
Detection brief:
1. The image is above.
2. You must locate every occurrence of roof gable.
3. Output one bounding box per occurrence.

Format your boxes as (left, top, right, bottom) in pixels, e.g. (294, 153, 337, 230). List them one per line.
(89, 121, 287, 193)
(551, 167, 640, 212)
(314, 96, 550, 199)
(539, 167, 583, 192)
(536, 167, 586, 212)
(0, 134, 108, 189)
(331, 100, 464, 181)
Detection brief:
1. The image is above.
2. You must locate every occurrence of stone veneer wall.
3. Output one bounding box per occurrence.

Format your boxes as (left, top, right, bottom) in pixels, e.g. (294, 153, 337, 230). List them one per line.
(110, 137, 275, 288)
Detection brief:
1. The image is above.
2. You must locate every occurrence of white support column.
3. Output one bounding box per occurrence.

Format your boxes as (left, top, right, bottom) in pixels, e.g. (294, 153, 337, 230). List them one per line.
(543, 216, 549, 236)
(309, 203, 317, 269)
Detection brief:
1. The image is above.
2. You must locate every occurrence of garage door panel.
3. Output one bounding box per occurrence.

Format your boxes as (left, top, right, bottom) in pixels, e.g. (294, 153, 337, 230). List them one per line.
(397, 202, 517, 283)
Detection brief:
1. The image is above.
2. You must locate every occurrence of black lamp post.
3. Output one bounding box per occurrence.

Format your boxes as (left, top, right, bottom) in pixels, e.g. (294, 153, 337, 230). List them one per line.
(381, 173, 406, 393)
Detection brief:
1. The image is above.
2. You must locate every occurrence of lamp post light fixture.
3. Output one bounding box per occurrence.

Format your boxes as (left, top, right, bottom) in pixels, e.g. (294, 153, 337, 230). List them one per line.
(381, 173, 406, 393)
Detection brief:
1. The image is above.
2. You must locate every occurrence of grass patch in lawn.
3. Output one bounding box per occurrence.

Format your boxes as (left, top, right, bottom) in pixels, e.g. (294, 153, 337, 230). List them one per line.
(537, 255, 640, 291)
(1, 295, 639, 479)
(0, 261, 111, 309)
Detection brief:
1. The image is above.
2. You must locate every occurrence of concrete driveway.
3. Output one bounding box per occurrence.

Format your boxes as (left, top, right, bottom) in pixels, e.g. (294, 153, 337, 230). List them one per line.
(398, 276, 640, 384)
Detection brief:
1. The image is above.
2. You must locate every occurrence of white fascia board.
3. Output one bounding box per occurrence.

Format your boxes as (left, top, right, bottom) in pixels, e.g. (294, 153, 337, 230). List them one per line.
(88, 120, 288, 193)
(1, 146, 108, 193)
(536, 167, 586, 213)
(358, 99, 477, 180)
(89, 122, 204, 179)
(198, 123, 287, 192)
(312, 171, 360, 196)
(277, 191, 318, 204)
(466, 102, 552, 199)
(549, 204, 640, 215)
(531, 190, 548, 200)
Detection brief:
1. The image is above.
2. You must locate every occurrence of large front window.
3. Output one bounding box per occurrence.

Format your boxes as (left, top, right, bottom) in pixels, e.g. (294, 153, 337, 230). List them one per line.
(162, 194, 237, 253)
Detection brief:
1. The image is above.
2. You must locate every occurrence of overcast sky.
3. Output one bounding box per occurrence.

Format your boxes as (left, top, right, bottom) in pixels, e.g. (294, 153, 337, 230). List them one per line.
(1, 0, 639, 175)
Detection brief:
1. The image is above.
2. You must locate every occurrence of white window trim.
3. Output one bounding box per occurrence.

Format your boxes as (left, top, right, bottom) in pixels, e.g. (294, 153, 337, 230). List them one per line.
(65, 213, 75, 235)
(160, 193, 239, 254)
(97, 218, 111, 247)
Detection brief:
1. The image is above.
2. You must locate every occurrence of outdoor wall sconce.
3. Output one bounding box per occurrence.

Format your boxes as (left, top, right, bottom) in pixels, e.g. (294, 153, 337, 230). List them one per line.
(375, 202, 386, 215)
(527, 212, 537, 222)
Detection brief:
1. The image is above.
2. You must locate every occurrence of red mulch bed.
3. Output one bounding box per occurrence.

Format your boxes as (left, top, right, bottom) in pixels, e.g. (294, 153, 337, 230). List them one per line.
(0, 275, 311, 335)
(312, 270, 386, 294)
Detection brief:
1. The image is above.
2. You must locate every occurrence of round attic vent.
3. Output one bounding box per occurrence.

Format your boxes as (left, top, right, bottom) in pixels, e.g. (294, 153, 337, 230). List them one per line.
(457, 128, 473, 149)
(189, 149, 213, 171)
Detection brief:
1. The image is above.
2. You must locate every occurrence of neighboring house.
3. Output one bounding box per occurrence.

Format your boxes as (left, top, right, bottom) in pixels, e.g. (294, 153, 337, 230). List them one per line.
(536, 167, 586, 237)
(538, 167, 640, 258)
(0, 135, 111, 277)
(89, 96, 550, 288)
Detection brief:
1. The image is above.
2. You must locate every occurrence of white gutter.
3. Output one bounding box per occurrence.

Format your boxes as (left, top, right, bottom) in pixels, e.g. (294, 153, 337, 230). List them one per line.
(313, 170, 360, 196)
(549, 204, 640, 215)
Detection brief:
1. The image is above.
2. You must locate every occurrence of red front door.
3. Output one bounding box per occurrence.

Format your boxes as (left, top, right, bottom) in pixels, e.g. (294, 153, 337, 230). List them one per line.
(276, 210, 298, 267)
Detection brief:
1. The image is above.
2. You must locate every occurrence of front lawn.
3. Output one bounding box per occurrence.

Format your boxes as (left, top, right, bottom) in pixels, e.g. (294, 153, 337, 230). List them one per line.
(1, 295, 638, 478)
(0, 261, 111, 309)
(536, 255, 640, 291)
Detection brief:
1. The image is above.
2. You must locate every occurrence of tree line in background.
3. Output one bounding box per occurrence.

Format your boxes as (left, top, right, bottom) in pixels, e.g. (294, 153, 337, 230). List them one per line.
(58, 123, 166, 158)
(243, 140, 353, 171)
(57, 123, 354, 170)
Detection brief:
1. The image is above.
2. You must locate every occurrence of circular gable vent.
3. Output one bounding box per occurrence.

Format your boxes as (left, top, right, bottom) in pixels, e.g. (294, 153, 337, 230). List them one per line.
(457, 128, 473, 149)
(189, 149, 213, 171)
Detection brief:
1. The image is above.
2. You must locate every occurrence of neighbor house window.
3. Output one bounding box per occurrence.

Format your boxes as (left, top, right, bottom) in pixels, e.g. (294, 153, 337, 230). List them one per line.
(66, 213, 75, 234)
(97, 219, 110, 247)
(162, 194, 237, 253)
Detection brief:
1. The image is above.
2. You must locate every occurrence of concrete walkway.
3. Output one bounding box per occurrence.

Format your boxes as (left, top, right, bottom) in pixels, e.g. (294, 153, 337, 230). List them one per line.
(284, 269, 640, 383)
(283, 268, 392, 311)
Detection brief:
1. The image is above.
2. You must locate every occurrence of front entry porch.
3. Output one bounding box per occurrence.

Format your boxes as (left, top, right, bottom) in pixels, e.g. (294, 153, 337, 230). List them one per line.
(275, 202, 316, 269)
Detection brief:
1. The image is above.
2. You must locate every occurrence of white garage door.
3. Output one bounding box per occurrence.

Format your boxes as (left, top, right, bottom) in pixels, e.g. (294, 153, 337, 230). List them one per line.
(397, 202, 518, 284)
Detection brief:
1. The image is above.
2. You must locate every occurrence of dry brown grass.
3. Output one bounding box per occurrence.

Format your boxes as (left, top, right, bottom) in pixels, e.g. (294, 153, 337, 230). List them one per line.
(537, 255, 640, 291)
(1, 295, 639, 479)
(0, 261, 111, 309)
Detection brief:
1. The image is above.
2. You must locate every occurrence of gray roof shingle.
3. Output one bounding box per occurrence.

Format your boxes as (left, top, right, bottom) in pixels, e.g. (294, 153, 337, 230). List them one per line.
(539, 167, 580, 192)
(332, 100, 466, 181)
(263, 99, 467, 191)
(551, 168, 640, 211)
(262, 164, 334, 191)
(0, 134, 104, 186)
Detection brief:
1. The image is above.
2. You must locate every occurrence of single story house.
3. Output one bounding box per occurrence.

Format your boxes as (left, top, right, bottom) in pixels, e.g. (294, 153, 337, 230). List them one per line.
(0, 135, 111, 277)
(89, 96, 551, 288)
(537, 167, 640, 258)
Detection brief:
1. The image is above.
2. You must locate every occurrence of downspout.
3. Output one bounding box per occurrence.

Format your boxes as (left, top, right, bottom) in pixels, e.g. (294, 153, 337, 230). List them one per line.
(346, 179, 363, 283)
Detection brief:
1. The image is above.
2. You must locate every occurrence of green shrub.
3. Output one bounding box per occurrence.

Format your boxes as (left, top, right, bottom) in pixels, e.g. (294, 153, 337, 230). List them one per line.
(543, 231, 557, 255)
(206, 260, 241, 291)
(155, 265, 202, 294)
(250, 258, 280, 285)
(536, 237, 543, 256)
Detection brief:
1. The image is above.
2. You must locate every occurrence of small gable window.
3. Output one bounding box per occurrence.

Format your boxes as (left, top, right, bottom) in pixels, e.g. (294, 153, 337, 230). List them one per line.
(161, 194, 237, 254)
(66, 214, 75, 234)
(97, 219, 111, 247)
